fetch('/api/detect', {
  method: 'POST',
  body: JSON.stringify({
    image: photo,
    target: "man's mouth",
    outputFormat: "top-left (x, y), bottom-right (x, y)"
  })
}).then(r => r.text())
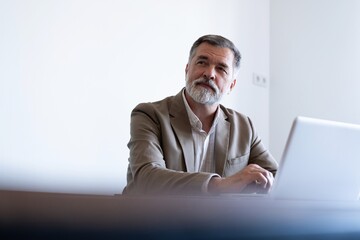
top-left (196, 81), bottom-right (216, 93)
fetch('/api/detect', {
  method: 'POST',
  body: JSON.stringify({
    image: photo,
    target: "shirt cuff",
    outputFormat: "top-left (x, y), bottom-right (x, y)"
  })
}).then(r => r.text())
top-left (202, 173), bottom-right (221, 193)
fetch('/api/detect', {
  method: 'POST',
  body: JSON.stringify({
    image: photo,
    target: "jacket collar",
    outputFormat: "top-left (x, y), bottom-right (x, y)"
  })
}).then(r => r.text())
top-left (214, 108), bottom-right (230, 175)
top-left (169, 89), bottom-right (195, 172)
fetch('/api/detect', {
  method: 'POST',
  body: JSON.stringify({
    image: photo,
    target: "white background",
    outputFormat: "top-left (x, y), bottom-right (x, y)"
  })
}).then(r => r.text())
top-left (270, 0), bottom-right (360, 161)
top-left (0, 0), bottom-right (270, 194)
top-left (2, 0), bottom-right (359, 195)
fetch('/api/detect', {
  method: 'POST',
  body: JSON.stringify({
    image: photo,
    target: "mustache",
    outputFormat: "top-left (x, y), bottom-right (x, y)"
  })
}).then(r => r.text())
top-left (193, 78), bottom-right (219, 94)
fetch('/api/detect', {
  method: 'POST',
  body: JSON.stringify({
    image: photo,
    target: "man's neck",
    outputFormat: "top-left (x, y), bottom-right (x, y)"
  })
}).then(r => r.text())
top-left (184, 92), bottom-right (218, 133)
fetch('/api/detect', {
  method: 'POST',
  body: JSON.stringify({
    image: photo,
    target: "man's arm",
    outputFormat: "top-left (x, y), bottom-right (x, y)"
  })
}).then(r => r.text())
top-left (209, 112), bottom-right (277, 194)
top-left (125, 102), bottom-right (218, 195)
top-left (208, 164), bottom-right (274, 194)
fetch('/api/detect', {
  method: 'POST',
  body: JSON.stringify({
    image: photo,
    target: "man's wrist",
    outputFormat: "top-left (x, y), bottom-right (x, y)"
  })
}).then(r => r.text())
top-left (208, 176), bottom-right (223, 194)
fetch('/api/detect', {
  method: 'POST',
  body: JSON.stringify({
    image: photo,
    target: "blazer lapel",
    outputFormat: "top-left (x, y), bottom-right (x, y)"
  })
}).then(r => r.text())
top-left (169, 90), bottom-right (195, 172)
top-left (214, 109), bottom-right (230, 175)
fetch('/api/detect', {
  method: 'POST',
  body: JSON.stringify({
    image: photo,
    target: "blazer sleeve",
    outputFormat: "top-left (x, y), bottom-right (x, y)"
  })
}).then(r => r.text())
top-left (123, 102), bottom-right (218, 195)
top-left (247, 117), bottom-right (278, 176)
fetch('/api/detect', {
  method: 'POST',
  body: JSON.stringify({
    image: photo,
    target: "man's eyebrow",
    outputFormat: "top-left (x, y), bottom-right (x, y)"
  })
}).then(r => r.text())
top-left (196, 55), bottom-right (230, 69)
top-left (196, 55), bottom-right (209, 61)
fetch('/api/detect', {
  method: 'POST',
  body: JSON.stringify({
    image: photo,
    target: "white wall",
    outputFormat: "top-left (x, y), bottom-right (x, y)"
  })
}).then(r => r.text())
top-left (270, 0), bottom-right (360, 161)
top-left (0, 0), bottom-right (270, 194)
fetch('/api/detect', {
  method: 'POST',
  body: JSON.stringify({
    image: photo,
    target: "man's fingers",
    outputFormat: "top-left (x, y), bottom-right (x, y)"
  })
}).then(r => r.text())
top-left (253, 173), bottom-right (268, 188)
top-left (265, 171), bottom-right (274, 186)
top-left (253, 171), bottom-right (274, 189)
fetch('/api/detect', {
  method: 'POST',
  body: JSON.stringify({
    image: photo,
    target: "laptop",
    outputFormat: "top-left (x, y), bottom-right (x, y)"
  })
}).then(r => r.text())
top-left (225, 116), bottom-right (360, 201)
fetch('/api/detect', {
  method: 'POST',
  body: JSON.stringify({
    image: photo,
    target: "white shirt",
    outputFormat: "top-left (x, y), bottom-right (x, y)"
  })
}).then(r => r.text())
top-left (182, 90), bottom-right (221, 173)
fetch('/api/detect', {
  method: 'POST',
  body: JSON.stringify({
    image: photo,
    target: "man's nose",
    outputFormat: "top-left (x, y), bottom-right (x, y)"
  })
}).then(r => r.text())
top-left (203, 66), bottom-right (216, 80)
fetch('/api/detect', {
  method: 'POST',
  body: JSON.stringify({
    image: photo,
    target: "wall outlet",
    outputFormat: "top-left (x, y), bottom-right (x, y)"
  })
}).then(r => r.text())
top-left (252, 73), bottom-right (268, 88)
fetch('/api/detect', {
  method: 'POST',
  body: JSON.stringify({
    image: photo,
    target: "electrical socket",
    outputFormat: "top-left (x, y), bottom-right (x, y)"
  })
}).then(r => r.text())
top-left (252, 73), bottom-right (268, 88)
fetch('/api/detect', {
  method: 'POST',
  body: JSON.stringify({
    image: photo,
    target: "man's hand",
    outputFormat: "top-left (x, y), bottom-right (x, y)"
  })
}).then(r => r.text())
top-left (208, 164), bottom-right (274, 194)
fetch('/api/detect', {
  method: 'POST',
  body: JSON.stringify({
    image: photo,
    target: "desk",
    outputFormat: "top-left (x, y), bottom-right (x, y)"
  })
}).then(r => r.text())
top-left (1, 190), bottom-right (360, 239)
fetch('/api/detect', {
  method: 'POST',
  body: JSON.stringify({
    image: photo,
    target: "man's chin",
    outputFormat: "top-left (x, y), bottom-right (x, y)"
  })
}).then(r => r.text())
top-left (186, 87), bottom-right (221, 105)
top-left (193, 96), bottom-right (220, 105)
top-left (196, 83), bottom-right (216, 93)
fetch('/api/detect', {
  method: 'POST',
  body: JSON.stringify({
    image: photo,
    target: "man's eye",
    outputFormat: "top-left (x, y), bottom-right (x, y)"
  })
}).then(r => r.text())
top-left (218, 67), bottom-right (228, 74)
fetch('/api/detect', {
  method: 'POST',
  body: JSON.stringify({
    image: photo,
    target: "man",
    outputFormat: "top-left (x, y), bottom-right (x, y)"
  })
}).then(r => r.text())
top-left (123, 34), bottom-right (278, 195)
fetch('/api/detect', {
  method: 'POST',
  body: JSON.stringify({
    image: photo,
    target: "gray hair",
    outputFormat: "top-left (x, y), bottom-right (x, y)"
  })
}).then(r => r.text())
top-left (188, 34), bottom-right (241, 73)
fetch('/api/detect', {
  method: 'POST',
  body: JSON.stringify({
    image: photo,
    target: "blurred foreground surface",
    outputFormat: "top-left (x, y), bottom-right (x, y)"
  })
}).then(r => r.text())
top-left (1, 190), bottom-right (360, 239)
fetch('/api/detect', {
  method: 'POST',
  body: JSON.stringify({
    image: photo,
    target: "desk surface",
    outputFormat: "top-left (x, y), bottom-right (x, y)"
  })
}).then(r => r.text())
top-left (1, 190), bottom-right (360, 239)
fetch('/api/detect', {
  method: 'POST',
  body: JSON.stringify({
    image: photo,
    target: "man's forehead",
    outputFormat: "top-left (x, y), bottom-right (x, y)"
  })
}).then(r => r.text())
top-left (193, 43), bottom-right (234, 62)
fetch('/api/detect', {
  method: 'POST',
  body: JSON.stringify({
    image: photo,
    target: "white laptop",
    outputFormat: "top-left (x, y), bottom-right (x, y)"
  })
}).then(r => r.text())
top-left (226, 116), bottom-right (360, 201)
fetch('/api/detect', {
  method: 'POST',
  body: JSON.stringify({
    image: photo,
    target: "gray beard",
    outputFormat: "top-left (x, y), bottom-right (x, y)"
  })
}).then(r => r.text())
top-left (185, 77), bottom-right (223, 105)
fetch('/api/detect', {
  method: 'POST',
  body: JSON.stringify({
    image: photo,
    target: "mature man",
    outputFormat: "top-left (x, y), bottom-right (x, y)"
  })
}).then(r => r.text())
top-left (123, 35), bottom-right (278, 195)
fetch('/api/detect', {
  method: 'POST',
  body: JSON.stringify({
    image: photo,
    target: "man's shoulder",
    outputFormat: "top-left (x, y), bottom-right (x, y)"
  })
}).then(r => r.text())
top-left (219, 105), bottom-right (257, 135)
top-left (135, 95), bottom-right (173, 109)
top-left (132, 91), bottom-right (183, 115)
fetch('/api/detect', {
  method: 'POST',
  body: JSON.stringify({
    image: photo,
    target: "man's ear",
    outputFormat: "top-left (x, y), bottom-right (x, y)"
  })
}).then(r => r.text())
top-left (185, 64), bottom-right (189, 74)
top-left (229, 79), bottom-right (237, 92)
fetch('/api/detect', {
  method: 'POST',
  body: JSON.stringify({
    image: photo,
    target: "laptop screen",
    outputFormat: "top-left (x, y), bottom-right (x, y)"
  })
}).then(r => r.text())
top-left (271, 116), bottom-right (360, 201)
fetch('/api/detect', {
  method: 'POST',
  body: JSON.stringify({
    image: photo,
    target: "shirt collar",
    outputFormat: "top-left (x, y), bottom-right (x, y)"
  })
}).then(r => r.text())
top-left (182, 89), bottom-right (221, 133)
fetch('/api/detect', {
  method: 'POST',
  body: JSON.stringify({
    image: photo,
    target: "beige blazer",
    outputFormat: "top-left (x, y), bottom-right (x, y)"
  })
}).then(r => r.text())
top-left (123, 89), bottom-right (278, 194)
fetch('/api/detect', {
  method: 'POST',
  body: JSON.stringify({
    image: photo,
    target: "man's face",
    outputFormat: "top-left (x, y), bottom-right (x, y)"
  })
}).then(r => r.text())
top-left (185, 43), bottom-right (236, 105)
